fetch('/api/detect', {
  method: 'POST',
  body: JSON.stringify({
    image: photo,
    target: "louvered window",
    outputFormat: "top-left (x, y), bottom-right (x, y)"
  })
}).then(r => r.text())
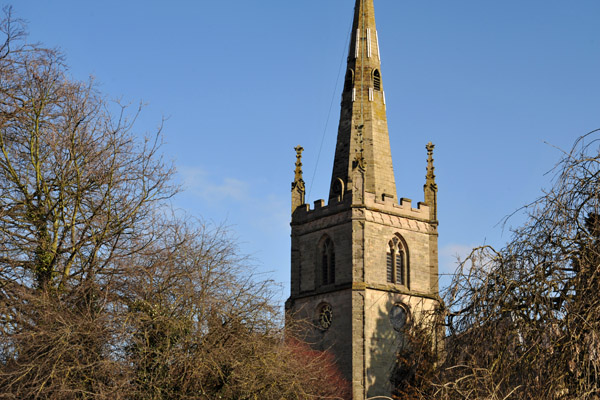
top-left (386, 252), bottom-right (393, 282)
top-left (373, 69), bottom-right (381, 91)
top-left (386, 236), bottom-right (408, 287)
top-left (322, 251), bottom-right (329, 285)
top-left (321, 238), bottom-right (335, 286)
top-left (396, 251), bottom-right (404, 284)
top-left (329, 251), bottom-right (335, 284)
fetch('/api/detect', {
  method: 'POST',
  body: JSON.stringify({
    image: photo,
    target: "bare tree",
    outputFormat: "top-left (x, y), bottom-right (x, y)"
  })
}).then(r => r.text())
top-left (120, 218), bottom-right (350, 399)
top-left (389, 130), bottom-right (600, 399)
top-left (391, 320), bottom-right (439, 400)
top-left (0, 10), bottom-right (350, 399)
top-left (426, 130), bottom-right (600, 399)
top-left (0, 5), bottom-right (175, 397)
top-left (0, 38), bottom-right (175, 292)
top-left (0, 6), bottom-right (25, 60)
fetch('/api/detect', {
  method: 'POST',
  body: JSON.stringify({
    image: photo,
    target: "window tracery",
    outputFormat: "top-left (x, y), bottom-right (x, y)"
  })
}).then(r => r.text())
top-left (320, 237), bottom-right (335, 286)
top-left (387, 235), bottom-right (408, 286)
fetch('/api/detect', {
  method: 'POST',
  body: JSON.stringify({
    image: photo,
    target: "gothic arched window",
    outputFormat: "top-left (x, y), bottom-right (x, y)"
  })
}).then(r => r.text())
top-left (387, 235), bottom-right (408, 287)
top-left (373, 69), bottom-right (381, 91)
top-left (320, 237), bottom-right (335, 286)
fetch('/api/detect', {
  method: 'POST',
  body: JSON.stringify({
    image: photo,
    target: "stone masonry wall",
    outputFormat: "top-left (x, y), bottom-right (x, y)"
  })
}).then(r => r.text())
top-left (289, 189), bottom-right (439, 399)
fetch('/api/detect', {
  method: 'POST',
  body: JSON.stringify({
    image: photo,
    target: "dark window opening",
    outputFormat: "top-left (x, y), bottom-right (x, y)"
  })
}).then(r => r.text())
top-left (396, 251), bottom-right (404, 284)
top-left (321, 238), bottom-right (335, 286)
top-left (344, 69), bottom-right (354, 91)
top-left (373, 69), bottom-right (381, 91)
top-left (387, 237), bottom-right (408, 286)
top-left (386, 252), bottom-right (393, 282)
top-left (329, 251), bottom-right (335, 284)
top-left (322, 251), bottom-right (329, 285)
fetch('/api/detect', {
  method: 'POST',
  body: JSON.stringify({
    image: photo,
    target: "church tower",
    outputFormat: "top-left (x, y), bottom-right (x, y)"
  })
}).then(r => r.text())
top-left (287, 0), bottom-right (440, 398)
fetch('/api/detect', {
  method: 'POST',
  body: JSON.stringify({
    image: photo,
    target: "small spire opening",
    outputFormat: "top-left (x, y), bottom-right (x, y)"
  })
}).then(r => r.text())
top-left (373, 69), bottom-right (381, 91)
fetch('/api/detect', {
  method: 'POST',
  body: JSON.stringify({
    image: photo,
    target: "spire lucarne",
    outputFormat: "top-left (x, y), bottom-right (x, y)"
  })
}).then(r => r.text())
top-left (329, 0), bottom-right (396, 201)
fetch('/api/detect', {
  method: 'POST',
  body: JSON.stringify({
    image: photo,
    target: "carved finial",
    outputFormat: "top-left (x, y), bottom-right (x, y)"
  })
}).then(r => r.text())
top-left (352, 124), bottom-right (367, 171)
top-left (424, 142), bottom-right (438, 221)
top-left (294, 145), bottom-right (304, 183)
top-left (292, 146), bottom-right (306, 213)
top-left (426, 142), bottom-right (436, 187)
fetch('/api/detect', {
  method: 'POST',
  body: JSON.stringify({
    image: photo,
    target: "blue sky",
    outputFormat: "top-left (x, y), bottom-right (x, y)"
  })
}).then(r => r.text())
top-left (10, 0), bottom-right (600, 298)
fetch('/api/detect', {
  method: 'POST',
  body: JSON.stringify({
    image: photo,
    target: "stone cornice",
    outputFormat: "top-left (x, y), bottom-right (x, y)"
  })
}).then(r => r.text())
top-left (289, 281), bottom-right (440, 302)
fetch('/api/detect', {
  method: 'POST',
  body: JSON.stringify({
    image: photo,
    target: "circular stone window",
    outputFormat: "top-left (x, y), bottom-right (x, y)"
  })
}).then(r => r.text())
top-left (317, 303), bottom-right (333, 330)
top-left (390, 303), bottom-right (409, 331)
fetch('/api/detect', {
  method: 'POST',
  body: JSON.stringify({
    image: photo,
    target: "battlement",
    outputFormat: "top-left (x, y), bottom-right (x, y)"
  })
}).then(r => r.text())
top-left (292, 190), bottom-right (432, 224)
top-left (366, 192), bottom-right (431, 220)
top-left (292, 196), bottom-right (349, 222)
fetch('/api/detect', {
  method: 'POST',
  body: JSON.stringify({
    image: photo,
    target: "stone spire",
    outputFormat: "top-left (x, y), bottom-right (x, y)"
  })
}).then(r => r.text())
top-left (424, 142), bottom-right (438, 221)
top-left (329, 0), bottom-right (397, 201)
top-left (291, 145), bottom-right (305, 212)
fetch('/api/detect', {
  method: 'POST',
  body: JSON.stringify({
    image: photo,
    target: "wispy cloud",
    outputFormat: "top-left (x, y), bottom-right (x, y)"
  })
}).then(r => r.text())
top-left (175, 166), bottom-right (291, 282)
top-left (179, 167), bottom-right (250, 203)
top-left (440, 244), bottom-right (474, 270)
top-left (176, 166), bottom-right (289, 235)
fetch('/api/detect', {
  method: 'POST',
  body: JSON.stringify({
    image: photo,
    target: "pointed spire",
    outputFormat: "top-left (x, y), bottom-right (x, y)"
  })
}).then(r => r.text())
top-left (424, 142), bottom-right (438, 221)
top-left (292, 146), bottom-right (306, 212)
top-left (329, 0), bottom-right (396, 201)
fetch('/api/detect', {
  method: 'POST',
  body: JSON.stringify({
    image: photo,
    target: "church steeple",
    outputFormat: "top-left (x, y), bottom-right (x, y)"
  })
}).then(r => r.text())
top-left (329, 0), bottom-right (397, 202)
top-left (288, 2), bottom-right (440, 397)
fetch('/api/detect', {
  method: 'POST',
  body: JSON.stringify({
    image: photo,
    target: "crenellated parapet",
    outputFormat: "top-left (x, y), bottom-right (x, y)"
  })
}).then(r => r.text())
top-left (364, 193), bottom-right (432, 222)
top-left (292, 190), bottom-right (434, 227)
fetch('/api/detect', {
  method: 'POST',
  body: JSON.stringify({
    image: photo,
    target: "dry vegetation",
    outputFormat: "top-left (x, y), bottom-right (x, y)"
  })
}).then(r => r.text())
top-left (393, 130), bottom-right (600, 399)
top-left (0, 8), bottom-right (350, 399)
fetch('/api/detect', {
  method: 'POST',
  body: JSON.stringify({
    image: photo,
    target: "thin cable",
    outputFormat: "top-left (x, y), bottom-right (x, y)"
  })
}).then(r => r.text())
top-left (307, 19), bottom-right (353, 202)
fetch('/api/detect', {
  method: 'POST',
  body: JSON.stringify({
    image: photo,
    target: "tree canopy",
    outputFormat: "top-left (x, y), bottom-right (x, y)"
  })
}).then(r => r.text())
top-left (392, 130), bottom-right (600, 399)
top-left (0, 8), bottom-right (350, 399)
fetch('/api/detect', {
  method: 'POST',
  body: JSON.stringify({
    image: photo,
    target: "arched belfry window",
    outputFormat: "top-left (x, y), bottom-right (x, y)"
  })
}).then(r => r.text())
top-left (387, 235), bottom-right (408, 287)
top-left (373, 69), bottom-right (381, 91)
top-left (320, 237), bottom-right (335, 286)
